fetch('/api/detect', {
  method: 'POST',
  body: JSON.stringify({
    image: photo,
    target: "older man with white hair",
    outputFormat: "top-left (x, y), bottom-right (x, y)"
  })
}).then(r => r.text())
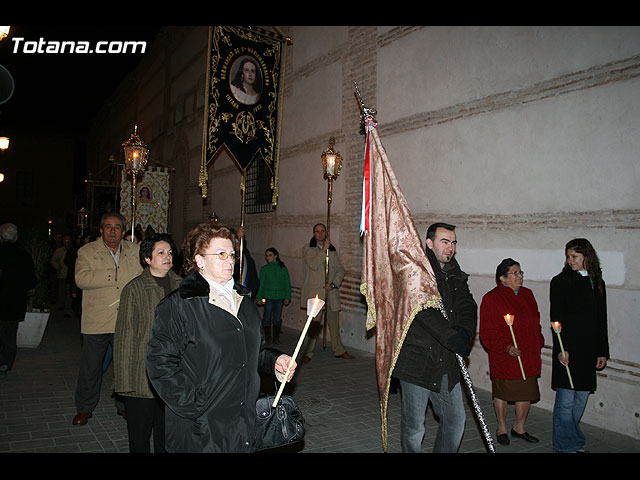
top-left (0, 223), bottom-right (37, 375)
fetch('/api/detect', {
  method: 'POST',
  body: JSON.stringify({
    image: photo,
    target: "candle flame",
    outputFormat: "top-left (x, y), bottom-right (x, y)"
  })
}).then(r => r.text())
top-left (552, 321), bottom-right (562, 333)
top-left (503, 314), bottom-right (514, 326)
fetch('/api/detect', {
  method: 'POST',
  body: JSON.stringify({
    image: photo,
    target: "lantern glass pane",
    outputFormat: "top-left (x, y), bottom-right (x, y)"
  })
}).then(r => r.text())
top-left (325, 153), bottom-right (336, 175)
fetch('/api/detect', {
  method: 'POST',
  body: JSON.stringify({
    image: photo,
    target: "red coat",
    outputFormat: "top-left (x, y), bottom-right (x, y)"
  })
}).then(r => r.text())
top-left (479, 283), bottom-right (544, 380)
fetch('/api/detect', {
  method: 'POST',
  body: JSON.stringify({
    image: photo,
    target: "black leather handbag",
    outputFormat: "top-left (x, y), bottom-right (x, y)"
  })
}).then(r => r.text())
top-left (253, 393), bottom-right (305, 451)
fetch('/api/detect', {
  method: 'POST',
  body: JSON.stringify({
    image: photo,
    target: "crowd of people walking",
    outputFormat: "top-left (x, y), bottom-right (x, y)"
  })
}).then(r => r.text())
top-left (0, 216), bottom-right (609, 454)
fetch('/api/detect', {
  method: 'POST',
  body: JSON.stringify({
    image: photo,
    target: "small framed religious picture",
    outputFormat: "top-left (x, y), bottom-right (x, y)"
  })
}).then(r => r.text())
top-left (138, 185), bottom-right (153, 203)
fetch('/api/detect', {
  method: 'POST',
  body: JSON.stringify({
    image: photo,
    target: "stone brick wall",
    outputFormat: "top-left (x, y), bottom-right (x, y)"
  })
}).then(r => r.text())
top-left (87, 26), bottom-right (640, 439)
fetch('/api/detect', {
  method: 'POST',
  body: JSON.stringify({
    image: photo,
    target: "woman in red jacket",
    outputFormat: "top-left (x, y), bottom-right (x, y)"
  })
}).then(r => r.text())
top-left (480, 258), bottom-right (544, 446)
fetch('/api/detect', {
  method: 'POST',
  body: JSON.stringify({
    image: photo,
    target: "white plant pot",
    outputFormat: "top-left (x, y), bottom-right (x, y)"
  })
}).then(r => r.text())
top-left (17, 310), bottom-right (51, 348)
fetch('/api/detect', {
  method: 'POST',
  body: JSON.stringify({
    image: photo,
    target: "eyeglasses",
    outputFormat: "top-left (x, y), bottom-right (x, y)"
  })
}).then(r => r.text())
top-left (509, 270), bottom-right (524, 277)
top-left (201, 251), bottom-right (236, 261)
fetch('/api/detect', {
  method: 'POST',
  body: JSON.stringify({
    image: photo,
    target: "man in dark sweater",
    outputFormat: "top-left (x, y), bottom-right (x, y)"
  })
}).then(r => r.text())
top-left (393, 222), bottom-right (477, 453)
top-left (0, 223), bottom-right (37, 375)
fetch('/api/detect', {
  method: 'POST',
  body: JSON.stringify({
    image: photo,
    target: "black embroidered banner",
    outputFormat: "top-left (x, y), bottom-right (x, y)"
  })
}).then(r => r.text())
top-left (203, 26), bottom-right (285, 172)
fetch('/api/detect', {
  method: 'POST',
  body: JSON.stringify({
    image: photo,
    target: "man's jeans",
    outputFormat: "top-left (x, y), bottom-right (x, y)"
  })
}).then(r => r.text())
top-left (552, 388), bottom-right (589, 453)
top-left (399, 375), bottom-right (466, 453)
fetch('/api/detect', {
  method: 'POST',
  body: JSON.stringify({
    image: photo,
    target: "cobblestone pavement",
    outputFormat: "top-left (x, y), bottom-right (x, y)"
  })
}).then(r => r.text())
top-left (2, 307), bottom-right (639, 454)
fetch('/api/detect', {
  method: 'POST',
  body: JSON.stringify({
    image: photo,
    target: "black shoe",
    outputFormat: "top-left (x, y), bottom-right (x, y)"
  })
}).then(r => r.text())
top-left (263, 327), bottom-right (272, 345)
top-left (511, 429), bottom-right (539, 443)
top-left (496, 431), bottom-right (510, 445)
top-left (272, 326), bottom-right (281, 345)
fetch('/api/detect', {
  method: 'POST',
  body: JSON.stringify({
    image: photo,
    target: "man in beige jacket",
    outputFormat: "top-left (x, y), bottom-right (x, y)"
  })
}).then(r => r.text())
top-left (72, 212), bottom-right (143, 426)
top-left (300, 223), bottom-right (353, 362)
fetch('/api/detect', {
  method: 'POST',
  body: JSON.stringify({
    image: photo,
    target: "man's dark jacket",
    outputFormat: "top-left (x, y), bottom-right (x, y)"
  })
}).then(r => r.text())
top-left (146, 270), bottom-right (281, 453)
top-left (393, 247), bottom-right (477, 392)
top-left (0, 242), bottom-right (37, 321)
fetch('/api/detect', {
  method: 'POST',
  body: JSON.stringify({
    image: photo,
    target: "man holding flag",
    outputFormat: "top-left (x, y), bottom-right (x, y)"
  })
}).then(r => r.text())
top-left (392, 223), bottom-right (477, 453)
top-left (358, 86), bottom-right (491, 453)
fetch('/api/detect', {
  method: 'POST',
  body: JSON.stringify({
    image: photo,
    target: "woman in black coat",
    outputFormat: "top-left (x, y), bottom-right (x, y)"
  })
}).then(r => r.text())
top-left (146, 223), bottom-right (296, 453)
top-left (550, 238), bottom-right (609, 453)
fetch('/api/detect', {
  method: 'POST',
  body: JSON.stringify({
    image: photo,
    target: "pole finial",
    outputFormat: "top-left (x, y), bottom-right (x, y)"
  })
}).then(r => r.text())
top-left (354, 82), bottom-right (377, 134)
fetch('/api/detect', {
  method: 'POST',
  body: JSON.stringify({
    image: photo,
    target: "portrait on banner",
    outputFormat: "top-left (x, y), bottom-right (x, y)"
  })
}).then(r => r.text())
top-left (120, 168), bottom-right (171, 233)
top-left (230, 56), bottom-right (262, 106)
top-left (138, 185), bottom-right (153, 203)
top-left (201, 26), bottom-right (288, 207)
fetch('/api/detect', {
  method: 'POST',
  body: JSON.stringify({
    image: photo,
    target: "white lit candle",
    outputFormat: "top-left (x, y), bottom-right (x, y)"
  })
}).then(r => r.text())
top-left (552, 321), bottom-right (574, 389)
top-left (504, 314), bottom-right (526, 380)
top-left (326, 154), bottom-right (336, 176)
top-left (272, 296), bottom-right (325, 407)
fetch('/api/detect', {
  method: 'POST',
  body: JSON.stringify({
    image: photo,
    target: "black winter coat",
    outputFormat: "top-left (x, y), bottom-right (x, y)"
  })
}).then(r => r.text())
top-left (550, 269), bottom-right (609, 392)
top-left (393, 248), bottom-right (477, 392)
top-left (0, 242), bottom-right (36, 322)
top-left (146, 271), bottom-right (281, 452)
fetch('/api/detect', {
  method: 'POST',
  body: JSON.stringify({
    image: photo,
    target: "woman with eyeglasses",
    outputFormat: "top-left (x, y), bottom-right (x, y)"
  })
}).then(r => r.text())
top-left (146, 223), bottom-right (296, 452)
top-left (479, 258), bottom-right (544, 447)
top-left (550, 238), bottom-right (609, 453)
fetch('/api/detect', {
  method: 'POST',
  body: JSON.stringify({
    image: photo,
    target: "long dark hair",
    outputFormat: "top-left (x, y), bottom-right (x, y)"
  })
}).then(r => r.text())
top-left (231, 57), bottom-right (260, 93)
top-left (265, 247), bottom-right (286, 268)
top-left (562, 238), bottom-right (604, 292)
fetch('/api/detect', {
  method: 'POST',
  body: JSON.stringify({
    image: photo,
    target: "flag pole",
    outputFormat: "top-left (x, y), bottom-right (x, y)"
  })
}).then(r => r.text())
top-left (456, 353), bottom-right (496, 453)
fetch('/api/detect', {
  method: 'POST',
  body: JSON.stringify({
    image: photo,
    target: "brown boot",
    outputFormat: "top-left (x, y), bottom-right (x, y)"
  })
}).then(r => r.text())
top-left (72, 412), bottom-right (93, 425)
top-left (335, 352), bottom-right (354, 359)
top-left (263, 326), bottom-right (272, 345)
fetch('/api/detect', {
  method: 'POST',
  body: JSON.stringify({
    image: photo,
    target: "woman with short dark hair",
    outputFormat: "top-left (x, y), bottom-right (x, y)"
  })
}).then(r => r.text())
top-left (480, 258), bottom-right (544, 446)
top-left (114, 233), bottom-right (181, 452)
